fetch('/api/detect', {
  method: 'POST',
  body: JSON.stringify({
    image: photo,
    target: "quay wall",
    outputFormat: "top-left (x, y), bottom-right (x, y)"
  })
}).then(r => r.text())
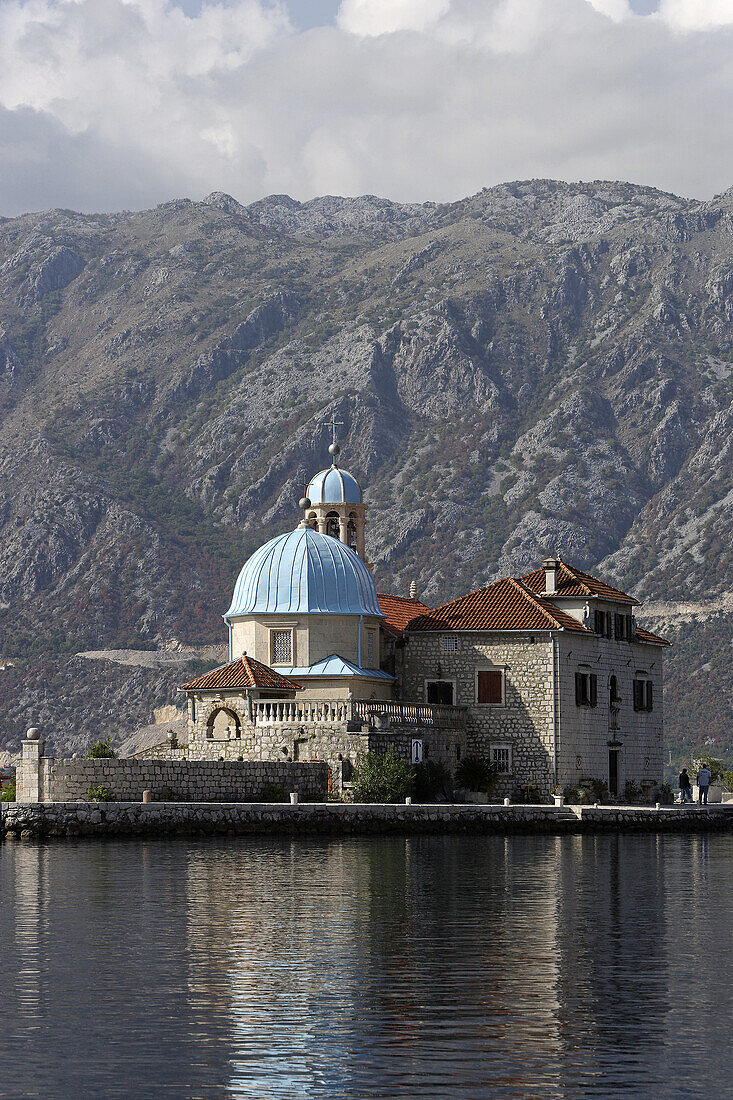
top-left (2, 802), bottom-right (732, 840)
top-left (32, 759), bottom-right (329, 804)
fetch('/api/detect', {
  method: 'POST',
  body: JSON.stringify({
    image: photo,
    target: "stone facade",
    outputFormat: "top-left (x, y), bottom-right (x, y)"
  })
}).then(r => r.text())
top-left (17, 750), bottom-right (329, 804)
top-left (400, 629), bottom-right (665, 800)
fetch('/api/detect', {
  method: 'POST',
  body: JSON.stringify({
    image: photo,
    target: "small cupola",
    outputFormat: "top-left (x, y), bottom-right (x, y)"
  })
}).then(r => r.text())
top-left (302, 426), bottom-right (369, 563)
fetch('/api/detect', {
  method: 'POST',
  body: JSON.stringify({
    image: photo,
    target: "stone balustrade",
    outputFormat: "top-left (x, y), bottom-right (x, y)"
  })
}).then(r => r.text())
top-left (352, 700), bottom-right (468, 729)
top-left (252, 698), bottom-right (350, 725)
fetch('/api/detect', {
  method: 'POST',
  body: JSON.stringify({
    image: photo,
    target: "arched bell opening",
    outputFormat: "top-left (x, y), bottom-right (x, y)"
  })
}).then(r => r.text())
top-left (325, 511), bottom-right (340, 539)
top-left (206, 707), bottom-right (241, 741)
top-left (347, 515), bottom-right (358, 551)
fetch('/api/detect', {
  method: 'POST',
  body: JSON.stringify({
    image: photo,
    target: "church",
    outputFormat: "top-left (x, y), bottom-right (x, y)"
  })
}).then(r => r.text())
top-left (179, 436), bottom-right (669, 801)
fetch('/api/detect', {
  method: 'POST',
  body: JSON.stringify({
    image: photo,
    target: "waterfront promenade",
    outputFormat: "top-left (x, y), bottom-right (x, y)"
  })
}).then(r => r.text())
top-left (2, 800), bottom-right (732, 839)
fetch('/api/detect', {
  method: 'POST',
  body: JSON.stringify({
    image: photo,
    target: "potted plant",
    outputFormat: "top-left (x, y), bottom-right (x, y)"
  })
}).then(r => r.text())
top-left (553, 787), bottom-right (564, 807)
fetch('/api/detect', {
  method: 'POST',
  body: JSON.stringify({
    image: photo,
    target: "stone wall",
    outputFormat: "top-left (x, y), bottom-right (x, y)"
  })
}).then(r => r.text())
top-left (31, 757), bottom-right (328, 803)
top-left (3, 801), bottom-right (732, 840)
top-left (400, 631), bottom-right (556, 798)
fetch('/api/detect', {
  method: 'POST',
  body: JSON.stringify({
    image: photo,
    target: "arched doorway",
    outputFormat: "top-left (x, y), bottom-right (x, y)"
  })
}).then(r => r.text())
top-left (206, 707), bottom-right (241, 740)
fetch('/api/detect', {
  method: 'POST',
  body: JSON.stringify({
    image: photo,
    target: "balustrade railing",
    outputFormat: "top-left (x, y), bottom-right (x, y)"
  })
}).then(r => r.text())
top-left (245, 697), bottom-right (467, 729)
top-left (251, 698), bottom-right (351, 726)
top-left (352, 701), bottom-right (467, 729)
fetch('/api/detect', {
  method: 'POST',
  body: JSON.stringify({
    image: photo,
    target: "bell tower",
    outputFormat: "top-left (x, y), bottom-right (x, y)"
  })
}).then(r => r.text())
top-left (299, 420), bottom-right (368, 564)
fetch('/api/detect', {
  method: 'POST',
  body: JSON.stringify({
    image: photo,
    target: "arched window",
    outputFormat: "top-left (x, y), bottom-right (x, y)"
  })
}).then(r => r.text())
top-left (326, 510), bottom-right (340, 538)
top-left (206, 707), bottom-right (240, 740)
top-left (347, 517), bottom-right (357, 550)
top-left (307, 511), bottom-right (318, 530)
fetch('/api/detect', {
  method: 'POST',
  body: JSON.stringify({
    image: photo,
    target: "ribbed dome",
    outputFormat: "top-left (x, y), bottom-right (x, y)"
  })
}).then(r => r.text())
top-left (306, 466), bottom-right (362, 505)
top-left (225, 527), bottom-right (381, 618)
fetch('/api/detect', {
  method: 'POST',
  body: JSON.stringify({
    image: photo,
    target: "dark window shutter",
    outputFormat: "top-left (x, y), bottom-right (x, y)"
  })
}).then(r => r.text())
top-left (590, 674), bottom-right (598, 707)
top-left (646, 681), bottom-right (653, 712)
top-left (477, 670), bottom-right (503, 704)
top-left (575, 672), bottom-right (583, 706)
top-left (633, 680), bottom-right (642, 711)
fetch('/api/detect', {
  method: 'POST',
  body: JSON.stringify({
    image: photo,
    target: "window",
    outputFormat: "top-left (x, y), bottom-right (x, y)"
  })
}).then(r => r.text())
top-left (477, 669), bottom-right (504, 705)
top-left (575, 671), bottom-right (598, 707)
top-left (366, 630), bottom-right (375, 667)
top-left (491, 745), bottom-right (512, 774)
top-left (442, 636), bottom-right (457, 653)
top-left (325, 511), bottom-right (340, 538)
top-left (594, 610), bottom-right (612, 638)
top-left (426, 680), bottom-right (454, 705)
top-left (615, 614), bottom-right (634, 640)
top-left (633, 678), bottom-right (653, 712)
top-left (271, 629), bottom-right (292, 665)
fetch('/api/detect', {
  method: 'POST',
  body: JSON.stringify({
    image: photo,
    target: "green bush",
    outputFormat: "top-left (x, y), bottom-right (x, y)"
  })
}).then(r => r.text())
top-left (84, 738), bottom-right (117, 759)
top-left (86, 785), bottom-right (113, 802)
top-left (455, 755), bottom-right (497, 793)
top-left (258, 783), bottom-right (287, 803)
top-left (352, 748), bottom-right (413, 803)
top-left (412, 761), bottom-right (448, 802)
top-left (623, 780), bottom-right (642, 804)
top-left (563, 777), bottom-right (609, 805)
top-left (0, 779), bottom-right (16, 802)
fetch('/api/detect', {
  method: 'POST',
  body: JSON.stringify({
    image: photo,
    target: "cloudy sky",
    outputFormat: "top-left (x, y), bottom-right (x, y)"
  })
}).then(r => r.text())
top-left (0, 0), bottom-right (732, 215)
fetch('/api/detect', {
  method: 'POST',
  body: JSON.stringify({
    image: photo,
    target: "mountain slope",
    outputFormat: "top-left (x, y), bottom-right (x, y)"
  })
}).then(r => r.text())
top-left (0, 180), bottom-right (731, 759)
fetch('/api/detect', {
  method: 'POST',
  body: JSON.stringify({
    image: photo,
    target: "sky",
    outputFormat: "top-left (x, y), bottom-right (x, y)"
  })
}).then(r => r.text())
top-left (0, 0), bottom-right (732, 215)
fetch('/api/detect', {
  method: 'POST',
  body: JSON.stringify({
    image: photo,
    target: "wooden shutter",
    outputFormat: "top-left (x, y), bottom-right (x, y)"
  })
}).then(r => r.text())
top-left (633, 680), bottom-right (643, 711)
top-left (477, 670), bottom-right (503, 704)
top-left (646, 681), bottom-right (653, 712)
top-left (575, 672), bottom-right (583, 706)
top-left (590, 674), bottom-right (598, 707)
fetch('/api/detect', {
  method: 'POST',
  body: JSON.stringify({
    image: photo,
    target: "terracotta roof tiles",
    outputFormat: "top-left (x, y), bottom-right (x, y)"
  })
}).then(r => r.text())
top-left (378, 593), bottom-right (432, 635)
top-left (521, 562), bottom-right (638, 605)
top-left (406, 576), bottom-right (591, 634)
top-left (634, 626), bottom-right (671, 646)
top-left (182, 655), bottom-right (301, 692)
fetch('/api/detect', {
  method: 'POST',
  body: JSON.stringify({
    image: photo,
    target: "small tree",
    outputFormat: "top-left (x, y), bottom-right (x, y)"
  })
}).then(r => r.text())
top-left (456, 755), bottom-right (497, 793)
top-left (691, 756), bottom-right (723, 782)
top-left (84, 738), bottom-right (117, 759)
top-left (0, 779), bottom-right (15, 802)
top-left (352, 748), bottom-right (413, 803)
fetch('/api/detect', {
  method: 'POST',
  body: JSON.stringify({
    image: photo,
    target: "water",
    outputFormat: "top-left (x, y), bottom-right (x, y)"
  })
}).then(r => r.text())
top-left (0, 834), bottom-right (731, 1099)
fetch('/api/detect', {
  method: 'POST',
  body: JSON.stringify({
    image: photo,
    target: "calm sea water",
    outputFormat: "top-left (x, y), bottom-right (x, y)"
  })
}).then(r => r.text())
top-left (0, 833), bottom-right (730, 1099)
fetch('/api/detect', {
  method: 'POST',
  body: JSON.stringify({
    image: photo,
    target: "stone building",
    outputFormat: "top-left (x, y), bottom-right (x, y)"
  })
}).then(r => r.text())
top-left (180, 439), bottom-right (669, 800)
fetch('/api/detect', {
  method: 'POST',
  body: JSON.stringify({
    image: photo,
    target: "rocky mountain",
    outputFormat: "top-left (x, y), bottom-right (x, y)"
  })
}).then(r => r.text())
top-left (0, 179), bottom-right (731, 761)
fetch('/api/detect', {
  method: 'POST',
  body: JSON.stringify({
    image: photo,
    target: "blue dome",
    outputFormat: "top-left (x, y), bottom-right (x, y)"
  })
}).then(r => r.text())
top-left (225, 527), bottom-right (381, 618)
top-left (307, 466), bottom-right (362, 505)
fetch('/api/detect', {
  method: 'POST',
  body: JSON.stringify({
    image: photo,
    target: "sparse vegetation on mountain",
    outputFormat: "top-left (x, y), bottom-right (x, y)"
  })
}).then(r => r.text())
top-left (0, 180), bottom-right (731, 760)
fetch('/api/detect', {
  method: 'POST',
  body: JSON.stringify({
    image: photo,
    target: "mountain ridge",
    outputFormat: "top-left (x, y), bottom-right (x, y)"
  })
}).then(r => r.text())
top-left (0, 178), bottom-right (731, 761)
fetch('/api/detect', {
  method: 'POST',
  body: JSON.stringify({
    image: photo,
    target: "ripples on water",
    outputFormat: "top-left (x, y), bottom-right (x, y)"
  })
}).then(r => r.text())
top-left (0, 833), bottom-right (730, 1099)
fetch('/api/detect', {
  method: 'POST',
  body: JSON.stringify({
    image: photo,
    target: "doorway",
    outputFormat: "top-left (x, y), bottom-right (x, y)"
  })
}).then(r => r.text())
top-left (426, 680), bottom-right (454, 705)
top-left (609, 749), bottom-right (619, 798)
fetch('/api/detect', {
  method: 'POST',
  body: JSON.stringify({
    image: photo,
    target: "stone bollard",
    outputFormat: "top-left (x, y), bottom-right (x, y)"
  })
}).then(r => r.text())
top-left (503, 798), bottom-right (510, 807)
top-left (289, 792), bottom-right (298, 805)
top-left (17, 728), bottom-right (44, 803)
top-left (655, 803), bottom-right (661, 810)
top-left (405, 797), bottom-right (412, 805)
top-left (142, 790), bottom-right (152, 804)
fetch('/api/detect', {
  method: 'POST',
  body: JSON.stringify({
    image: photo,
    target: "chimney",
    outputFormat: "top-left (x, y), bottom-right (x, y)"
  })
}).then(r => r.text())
top-left (543, 558), bottom-right (560, 594)
top-left (409, 580), bottom-right (418, 599)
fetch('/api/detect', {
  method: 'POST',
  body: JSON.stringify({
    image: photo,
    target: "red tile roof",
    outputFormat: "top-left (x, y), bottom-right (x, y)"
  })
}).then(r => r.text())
top-left (182, 655), bottom-right (301, 692)
top-left (634, 626), bottom-right (671, 646)
top-left (406, 576), bottom-right (591, 634)
top-left (378, 593), bottom-right (432, 636)
top-left (521, 561), bottom-right (638, 605)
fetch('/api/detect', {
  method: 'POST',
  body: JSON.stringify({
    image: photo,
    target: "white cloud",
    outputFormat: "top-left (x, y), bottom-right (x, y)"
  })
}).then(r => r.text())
top-left (337, 0), bottom-right (451, 35)
top-left (0, 0), bottom-right (731, 215)
top-left (658, 0), bottom-right (733, 30)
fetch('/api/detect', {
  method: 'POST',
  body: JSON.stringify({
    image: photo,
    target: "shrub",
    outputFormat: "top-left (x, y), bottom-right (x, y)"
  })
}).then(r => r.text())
top-left (84, 738), bottom-right (117, 759)
top-left (623, 780), bottom-right (642, 804)
top-left (412, 761), bottom-right (448, 802)
top-left (0, 779), bottom-right (16, 802)
top-left (692, 756), bottom-right (723, 782)
top-left (564, 777), bottom-right (609, 805)
top-left (659, 783), bottom-right (674, 805)
top-left (352, 748), bottom-right (413, 803)
top-left (86, 786), bottom-right (113, 802)
top-left (456, 755), bottom-right (497, 793)
top-left (258, 783), bottom-right (287, 803)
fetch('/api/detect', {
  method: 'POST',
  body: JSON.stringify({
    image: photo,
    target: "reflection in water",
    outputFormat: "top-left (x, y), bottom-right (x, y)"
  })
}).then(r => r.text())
top-left (0, 833), bottom-right (731, 1099)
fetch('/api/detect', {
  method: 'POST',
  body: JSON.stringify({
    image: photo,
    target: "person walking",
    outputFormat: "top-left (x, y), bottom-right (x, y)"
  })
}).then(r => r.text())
top-left (679, 768), bottom-right (693, 804)
top-left (696, 764), bottom-right (712, 806)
